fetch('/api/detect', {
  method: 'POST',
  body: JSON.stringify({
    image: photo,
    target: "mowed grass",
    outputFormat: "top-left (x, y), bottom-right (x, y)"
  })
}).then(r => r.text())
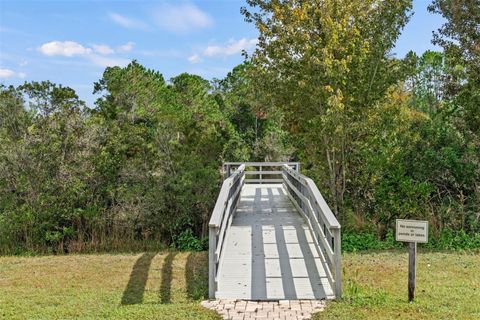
top-left (1, 251), bottom-right (479, 319)
top-left (314, 250), bottom-right (480, 320)
top-left (0, 252), bottom-right (220, 320)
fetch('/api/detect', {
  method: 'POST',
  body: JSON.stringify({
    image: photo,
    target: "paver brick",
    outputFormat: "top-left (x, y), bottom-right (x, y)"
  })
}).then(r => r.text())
top-left (201, 299), bottom-right (326, 320)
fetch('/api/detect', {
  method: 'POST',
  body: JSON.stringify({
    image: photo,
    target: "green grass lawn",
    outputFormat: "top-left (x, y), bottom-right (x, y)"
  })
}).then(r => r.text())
top-left (314, 250), bottom-right (480, 320)
top-left (1, 251), bottom-right (478, 319)
top-left (0, 252), bottom-right (220, 320)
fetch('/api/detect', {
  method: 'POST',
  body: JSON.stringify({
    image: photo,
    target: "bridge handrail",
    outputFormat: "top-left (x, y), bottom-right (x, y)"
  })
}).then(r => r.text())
top-left (223, 162), bottom-right (300, 183)
top-left (208, 164), bottom-right (245, 298)
top-left (282, 164), bottom-right (342, 298)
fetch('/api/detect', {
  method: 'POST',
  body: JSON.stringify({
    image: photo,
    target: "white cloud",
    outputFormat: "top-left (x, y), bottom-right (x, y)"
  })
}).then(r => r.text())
top-left (38, 41), bottom-right (92, 57)
top-left (109, 12), bottom-right (146, 30)
top-left (203, 38), bottom-right (258, 57)
top-left (92, 44), bottom-right (114, 55)
top-left (187, 38), bottom-right (258, 64)
top-left (118, 42), bottom-right (135, 52)
top-left (0, 68), bottom-right (26, 78)
top-left (38, 40), bottom-right (132, 68)
top-left (0, 69), bottom-right (15, 78)
top-left (188, 54), bottom-right (201, 64)
top-left (153, 2), bottom-right (213, 33)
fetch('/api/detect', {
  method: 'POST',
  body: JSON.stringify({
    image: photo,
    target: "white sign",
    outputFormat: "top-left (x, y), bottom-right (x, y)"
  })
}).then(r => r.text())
top-left (396, 219), bottom-right (428, 243)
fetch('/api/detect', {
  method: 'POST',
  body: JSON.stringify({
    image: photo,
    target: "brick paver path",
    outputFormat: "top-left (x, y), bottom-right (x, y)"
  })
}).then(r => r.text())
top-left (201, 299), bottom-right (326, 320)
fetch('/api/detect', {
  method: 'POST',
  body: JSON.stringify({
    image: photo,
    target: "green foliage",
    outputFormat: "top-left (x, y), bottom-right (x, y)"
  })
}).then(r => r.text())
top-left (342, 229), bottom-right (480, 252)
top-left (408, 50), bottom-right (445, 115)
top-left (173, 229), bottom-right (205, 252)
top-left (428, 0), bottom-right (480, 143)
top-left (0, 63), bottom-right (249, 254)
top-left (214, 62), bottom-right (293, 161)
top-left (345, 83), bottom-right (478, 235)
top-left (242, 0), bottom-right (414, 219)
top-left (242, 0), bottom-right (479, 239)
top-left (342, 230), bottom-right (401, 252)
top-left (0, 81), bottom-right (95, 254)
top-left (1, 1), bottom-right (479, 255)
top-left (424, 229), bottom-right (480, 250)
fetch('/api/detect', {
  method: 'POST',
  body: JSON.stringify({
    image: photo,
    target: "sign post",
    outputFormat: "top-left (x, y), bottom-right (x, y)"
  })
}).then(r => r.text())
top-left (408, 242), bottom-right (416, 302)
top-left (395, 219), bottom-right (428, 303)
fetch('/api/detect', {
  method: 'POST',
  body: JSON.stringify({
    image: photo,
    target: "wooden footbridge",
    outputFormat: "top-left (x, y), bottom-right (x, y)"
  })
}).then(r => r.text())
top-left (208, 163), bottom-right (342, 301)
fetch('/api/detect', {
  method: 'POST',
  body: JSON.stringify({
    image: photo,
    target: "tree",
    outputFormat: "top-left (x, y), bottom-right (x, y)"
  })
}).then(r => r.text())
top-left (242, 0), bottom-right (413, 219)
top-left (408, 50), bottom-right (446, 115)
top-left (427, 0), bottom-right (480, 232)
top-left (93, 63), bottom-right (245, 242)
top-left (214, 62), bottom-right (293, 161)
top-left (429, 0), bottom-right (480, 136)
top-left (0, 82), bottom-right (94, 252)
top-left (0, 62), bottom-right (251, 253)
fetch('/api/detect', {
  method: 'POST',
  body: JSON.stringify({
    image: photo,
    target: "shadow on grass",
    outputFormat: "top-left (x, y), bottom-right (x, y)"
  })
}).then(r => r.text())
top-left (121, 252), bottom-right (156, 305)
top-left (185, 252), bottom-right (209, 300)
top-left (160, 252), bottom-right (177, 303)
top-left (121, 251), bottom-right (208, 305)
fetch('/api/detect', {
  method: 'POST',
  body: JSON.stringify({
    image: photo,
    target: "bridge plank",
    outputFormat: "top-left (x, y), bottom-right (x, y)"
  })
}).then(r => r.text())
top-left (215, 184), bottom-right (334, 300)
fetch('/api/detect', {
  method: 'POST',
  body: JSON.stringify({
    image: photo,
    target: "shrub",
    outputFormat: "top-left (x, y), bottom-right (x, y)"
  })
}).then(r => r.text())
top-left (173, 229), bottom-right (204, 252)
top-left (342, 230), bottom-right (401, 252)
top-left (424, 229), bottom-right (480, 250)
top-left (342, 228), bottom-right (480, 252)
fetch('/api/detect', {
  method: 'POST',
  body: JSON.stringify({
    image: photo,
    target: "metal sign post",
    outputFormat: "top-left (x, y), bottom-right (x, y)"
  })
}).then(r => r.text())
top-left (396, 219), bottom-right (428, 303)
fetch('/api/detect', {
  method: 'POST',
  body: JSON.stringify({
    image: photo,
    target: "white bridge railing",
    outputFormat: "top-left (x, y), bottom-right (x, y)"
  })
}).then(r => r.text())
top-left (282, 164), bottom-right (342, 298)
top-left (223, 162), bottom-right (300, 183)
top-left (208, 164), bottom-right (245, 298)
top-left (208, 162), bottom-right (342, 299)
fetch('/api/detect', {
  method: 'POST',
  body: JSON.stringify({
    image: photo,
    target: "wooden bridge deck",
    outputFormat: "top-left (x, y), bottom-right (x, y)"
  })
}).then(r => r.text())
top-left (216, 184), bottom-right (334, 300)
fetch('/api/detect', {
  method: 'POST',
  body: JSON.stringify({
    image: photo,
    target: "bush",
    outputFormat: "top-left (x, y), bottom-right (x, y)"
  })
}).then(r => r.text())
top-left (342, 230), bottom-right (401, 252)
top-left (424, 229), bottom-right (480, 250)
top-left (173, 229), bottom-right (205, 252)
top-left (342, 228), bottom-right (480, 252)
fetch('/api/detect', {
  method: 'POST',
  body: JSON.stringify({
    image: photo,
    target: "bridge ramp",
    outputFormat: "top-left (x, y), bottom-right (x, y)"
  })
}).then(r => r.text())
top-left (216, 184), bottom-right (334, 300)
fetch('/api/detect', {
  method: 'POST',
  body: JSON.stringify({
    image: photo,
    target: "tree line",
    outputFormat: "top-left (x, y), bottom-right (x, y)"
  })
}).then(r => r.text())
top-left (0, 0), bottom-right (478, 254)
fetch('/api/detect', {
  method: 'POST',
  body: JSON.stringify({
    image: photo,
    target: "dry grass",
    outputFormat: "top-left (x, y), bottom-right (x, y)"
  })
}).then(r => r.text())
top-left (314, 250), bottom-right (480, 320)
top-left (0, 252), bottom-right (220, 320)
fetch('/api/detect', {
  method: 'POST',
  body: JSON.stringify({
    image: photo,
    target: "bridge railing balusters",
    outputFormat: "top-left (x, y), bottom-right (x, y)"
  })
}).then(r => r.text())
top-left (223, 162), bottom-right (300, 184)
top-left (209, 161), bottom-right (341, 299)
top-left (282, 164), bottom-right (342, 299)
top-left (208, 164), bottom-right (245, 298)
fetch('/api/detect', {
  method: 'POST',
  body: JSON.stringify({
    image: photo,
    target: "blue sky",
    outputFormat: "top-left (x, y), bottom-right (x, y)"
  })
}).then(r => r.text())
top-left (0, 0), bottom-right (444, 106)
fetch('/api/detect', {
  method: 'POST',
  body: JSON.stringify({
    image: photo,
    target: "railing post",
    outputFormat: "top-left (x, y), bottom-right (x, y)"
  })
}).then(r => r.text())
top-left (208, 226), bottom-right (218, 298)
top-left (259, 165), bottom-right (262, 184)
top-left (223, 164), bottom-right (231, 181)
top-left (333, 227), bottom-right (342, 299)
